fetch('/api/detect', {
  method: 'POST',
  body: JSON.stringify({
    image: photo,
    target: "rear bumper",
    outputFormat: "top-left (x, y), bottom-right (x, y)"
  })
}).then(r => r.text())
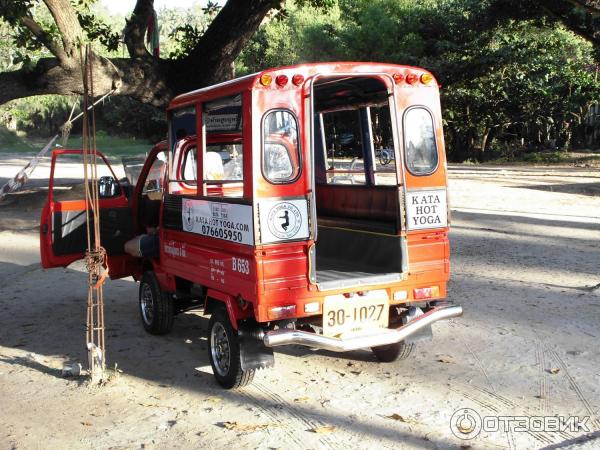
top-left (263, 304), bottom-right (462, 352)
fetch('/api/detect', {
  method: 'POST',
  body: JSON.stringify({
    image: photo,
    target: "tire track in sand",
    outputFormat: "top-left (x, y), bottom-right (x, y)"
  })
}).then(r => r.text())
top-left (240, 381), bottom-right (338, 450)
top-left (544, 345), bottom-right (600, 430)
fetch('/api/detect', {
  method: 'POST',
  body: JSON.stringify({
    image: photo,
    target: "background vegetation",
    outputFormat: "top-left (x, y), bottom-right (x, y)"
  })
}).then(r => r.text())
top-left (0, 0), bottom-right (599, 162)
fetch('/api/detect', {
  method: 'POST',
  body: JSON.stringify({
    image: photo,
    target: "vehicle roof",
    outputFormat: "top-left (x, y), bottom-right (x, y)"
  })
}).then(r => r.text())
top-left (169, 62), bottom-right (435, 109)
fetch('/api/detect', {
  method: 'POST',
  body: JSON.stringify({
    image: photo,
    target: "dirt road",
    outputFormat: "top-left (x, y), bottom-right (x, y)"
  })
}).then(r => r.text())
top-left (0, 159), bottom-right (599, 449)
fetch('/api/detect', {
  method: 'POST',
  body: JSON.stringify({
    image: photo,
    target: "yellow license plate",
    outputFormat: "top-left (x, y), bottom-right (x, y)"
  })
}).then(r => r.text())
top-left (323, 291), bottom-right (390, 337)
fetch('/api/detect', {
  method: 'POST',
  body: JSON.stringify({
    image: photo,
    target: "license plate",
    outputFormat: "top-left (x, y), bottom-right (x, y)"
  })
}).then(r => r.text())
top-left (323, 291), bottom-right (390, 337)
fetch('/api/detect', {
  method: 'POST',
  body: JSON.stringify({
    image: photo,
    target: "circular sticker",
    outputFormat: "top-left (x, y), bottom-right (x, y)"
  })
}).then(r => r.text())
top-left (268, 202), bottom-right (302, 240)
top-left (183, 199), bottom-right (194, 231)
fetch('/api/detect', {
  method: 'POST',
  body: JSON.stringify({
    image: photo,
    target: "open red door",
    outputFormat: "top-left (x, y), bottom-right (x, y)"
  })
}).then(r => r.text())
top-left (40, 149), bottom-right (135, 279)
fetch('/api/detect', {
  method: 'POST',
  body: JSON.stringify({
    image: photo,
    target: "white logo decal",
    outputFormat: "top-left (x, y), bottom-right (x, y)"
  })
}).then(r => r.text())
top-left (406, 189), bottom-right (448, 230)
top-left (180, 199), bottom-right (254, 245)
top-left (268, 202), bottom-right (302, 239)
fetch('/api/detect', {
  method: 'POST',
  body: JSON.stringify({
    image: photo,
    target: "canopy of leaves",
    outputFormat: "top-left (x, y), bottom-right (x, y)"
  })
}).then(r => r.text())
top-left (239, 0), bottom-right (600, 161)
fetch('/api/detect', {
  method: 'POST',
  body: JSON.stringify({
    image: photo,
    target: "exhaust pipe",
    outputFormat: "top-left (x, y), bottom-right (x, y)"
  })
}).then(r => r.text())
top-left (263, 304), bottom-right (462, 352)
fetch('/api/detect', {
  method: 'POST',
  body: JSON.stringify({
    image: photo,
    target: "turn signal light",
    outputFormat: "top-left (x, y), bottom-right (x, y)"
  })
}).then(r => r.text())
top-left (406, 73), bottom-right (418, 85)
top-left (420, 73), bottom-right (433, 84)
top-left (292, 74), bottom-right (304, 86)
top-left (260, 73), bottom-right (272, 86)
top-left (413, 286), bottom-right (440, 300)
top-left (276, 74), bottom-right (288, 87)
top-left (393, 73), bottom-right (404, 84)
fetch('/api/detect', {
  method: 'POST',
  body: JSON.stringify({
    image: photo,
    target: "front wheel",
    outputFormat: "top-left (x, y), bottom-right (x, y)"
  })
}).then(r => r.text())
top-left (208, 308), bottom-right (255, 389)
top-left (371, 341), bottom-right (414, 362)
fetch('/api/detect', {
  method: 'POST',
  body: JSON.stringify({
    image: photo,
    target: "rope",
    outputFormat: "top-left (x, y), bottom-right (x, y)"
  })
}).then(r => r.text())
top-left (80, 44), bottom-right (107, 380)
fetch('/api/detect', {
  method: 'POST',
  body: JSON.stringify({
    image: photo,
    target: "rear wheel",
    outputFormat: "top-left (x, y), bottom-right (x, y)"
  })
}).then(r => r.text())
top-left (208, 307), bottom-right (255, 389)
top-left (139, 271), bottom-right (174, 335)
top-left (371, 341), bottom-right (414, 362)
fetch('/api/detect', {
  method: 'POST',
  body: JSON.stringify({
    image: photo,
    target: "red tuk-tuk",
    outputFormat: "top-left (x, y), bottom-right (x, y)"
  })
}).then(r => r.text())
top-left (40, 62), bottom-right (462, 389)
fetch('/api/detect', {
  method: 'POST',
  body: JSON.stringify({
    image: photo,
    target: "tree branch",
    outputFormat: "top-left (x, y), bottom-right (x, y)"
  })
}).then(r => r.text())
top-left (42, 0), bottom-right (83, 61)
top-left (124, 0), bottom-right (154, 58)
top-left (563, 0), bottom-right (600, 15)
top-left (538, 2), bottom-right (600, 46)
top-left (0, 56), bottom-right (171, 108)
top-left (180, 0), bottom-right (281, 87)
top-left (20, 16), bottom-right (68, 63)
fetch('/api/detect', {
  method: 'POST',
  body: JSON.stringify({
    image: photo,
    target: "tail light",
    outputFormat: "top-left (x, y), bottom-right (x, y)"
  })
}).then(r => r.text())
top-left (413, 286), bottom-right (440, 300)
top-left (269, 304), bottom-right (296, 319)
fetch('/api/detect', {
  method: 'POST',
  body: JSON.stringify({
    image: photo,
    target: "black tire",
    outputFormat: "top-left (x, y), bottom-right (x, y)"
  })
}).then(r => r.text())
top-left (371, 341), bottom-right (414, 362)
top-left (207, 307), bottom-right (255, 389)
top-left (139, 271), bottom-right (174, 335)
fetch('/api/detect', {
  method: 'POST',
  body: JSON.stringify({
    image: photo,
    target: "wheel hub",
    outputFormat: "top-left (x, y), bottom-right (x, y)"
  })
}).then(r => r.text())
top-left (210, 322), bottom-right (230, 376)
top-left (140, 284), bottom-right (154, 325)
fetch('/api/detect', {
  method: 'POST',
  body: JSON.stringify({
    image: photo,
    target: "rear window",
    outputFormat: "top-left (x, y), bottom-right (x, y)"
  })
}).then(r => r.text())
top-left (262, 110), bottom-right (301, 183)
top-left (404, 107), bottom-right (438, 175)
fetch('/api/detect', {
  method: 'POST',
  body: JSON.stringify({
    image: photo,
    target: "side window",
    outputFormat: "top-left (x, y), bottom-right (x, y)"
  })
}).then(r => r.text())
top-left (182, 147), bottom-right (197, 183)
top-left (404, 107), bottom-right (438, 175)
top-left (263, 110), bottom-right (300, 183)
top-left (143, 151), bottom-right (167, 199)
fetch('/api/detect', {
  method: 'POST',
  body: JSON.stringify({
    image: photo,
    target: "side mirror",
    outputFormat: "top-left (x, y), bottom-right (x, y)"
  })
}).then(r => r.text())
top-left (98, 176), bottom-right (118, 198)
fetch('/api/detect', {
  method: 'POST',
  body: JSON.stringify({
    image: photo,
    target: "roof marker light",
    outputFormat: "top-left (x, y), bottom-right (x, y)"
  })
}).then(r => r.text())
top-left (406, 73), bottom-right (418, 85)
top-left (420, 73), bottom-right (433, 84)
top-left (393, 73), bottom-right (404, 84)
top-left (292, 74), bottom-right (304, 86)
top-left (260, 73), bottom-right (273, 86)
top-left (276, 74), bottom-right (288, 87)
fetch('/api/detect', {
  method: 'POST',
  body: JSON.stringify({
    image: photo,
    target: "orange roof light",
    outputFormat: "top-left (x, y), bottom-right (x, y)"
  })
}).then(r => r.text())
top-left (292, 74), bottom-right (304, 86)
top-left (260, 73), bottom-right (273, 86)
top-left (276, 74), bottom-right (288, 87)
top-left (420, 73), bottom-right (433, 85)
top-left (392, 73), bottom-right (404, 84)
top-left (406, 73), bottom-right (418, 85)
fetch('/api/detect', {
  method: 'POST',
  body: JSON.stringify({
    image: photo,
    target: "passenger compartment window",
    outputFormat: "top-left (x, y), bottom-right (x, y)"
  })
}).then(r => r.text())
top-left (315, 76), bottom-right (398, 186)
top-left (206, 143), bottom-right (243, 181)
top-left (262, 110), bottom-right (300, 183)
top-left (404, 107), bottom-right (438, 175)
top-left (323, 110), bottom-right (366, 185)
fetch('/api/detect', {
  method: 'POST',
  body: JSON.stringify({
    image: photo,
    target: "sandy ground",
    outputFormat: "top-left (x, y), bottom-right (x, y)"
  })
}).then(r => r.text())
top-left (0, 155), bottom-right (599, 450)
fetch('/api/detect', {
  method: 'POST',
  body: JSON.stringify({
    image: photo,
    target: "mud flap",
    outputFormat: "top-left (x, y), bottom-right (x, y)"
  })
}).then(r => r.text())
top-left (238, 324), bottom-right (274, 371)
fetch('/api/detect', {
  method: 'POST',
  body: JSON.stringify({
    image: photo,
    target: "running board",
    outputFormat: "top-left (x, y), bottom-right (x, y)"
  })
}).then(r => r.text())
top-left (263, 305), bottom-right (462, 352)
